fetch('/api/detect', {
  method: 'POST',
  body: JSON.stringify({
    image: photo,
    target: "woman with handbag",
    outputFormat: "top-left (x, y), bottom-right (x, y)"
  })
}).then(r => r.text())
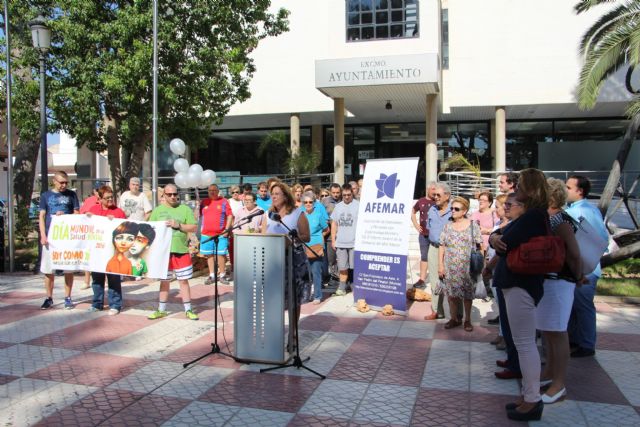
top-left (536, 178), bottom-right (584, 404)
top-left (302, 191), bottom-right (330, 304)
top-left (438, 196), bottom-right (483, 332)
top-left (489, 168), bottom-right (550, 422)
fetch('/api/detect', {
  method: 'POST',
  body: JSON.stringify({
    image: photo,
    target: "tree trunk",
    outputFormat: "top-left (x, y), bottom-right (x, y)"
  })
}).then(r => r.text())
top-left (12, 137), bottom-right (39, 237)
top-left (104, 115), bottom-right (124, 195)
top-left (598, 113), bottom-right (640, 217)
top-left (601, 241), bottom-right (640, 267)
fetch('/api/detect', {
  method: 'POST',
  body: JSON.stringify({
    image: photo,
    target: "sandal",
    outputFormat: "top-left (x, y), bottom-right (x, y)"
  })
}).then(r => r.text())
top-left (464, 321), bottom-right (473, 332)
top-left (444, 319), bottom-right (461, 329)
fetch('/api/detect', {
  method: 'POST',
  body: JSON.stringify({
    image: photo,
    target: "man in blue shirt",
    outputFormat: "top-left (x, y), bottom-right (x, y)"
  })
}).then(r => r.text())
top-left (255, 181), bottom-right (272, 211)
top-left (38, 171), bottom-right (80, 310)
top-left (424, 182), bottom-right (452, 320)
top-left (565, 175), bottom-right (609, 358)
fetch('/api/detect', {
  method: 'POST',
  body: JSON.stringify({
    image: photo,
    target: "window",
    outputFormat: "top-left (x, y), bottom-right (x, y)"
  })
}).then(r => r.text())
top-left (441, 9), bottom-right (449, 69)
top-left (346, 0), bottom-right (419, 42)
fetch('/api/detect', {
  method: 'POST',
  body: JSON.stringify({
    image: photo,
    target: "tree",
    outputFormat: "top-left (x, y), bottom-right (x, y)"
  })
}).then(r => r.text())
top-left (2, 0), bottom-right (289, 200)
top-left (258, 130), bottom-right (321, 179)
top-left (576, 0), bottom-right (640, 259)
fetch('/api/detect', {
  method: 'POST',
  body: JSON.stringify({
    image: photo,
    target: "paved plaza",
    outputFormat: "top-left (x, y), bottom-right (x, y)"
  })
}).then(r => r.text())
top-left (0, 272), bottom-right (639, 426)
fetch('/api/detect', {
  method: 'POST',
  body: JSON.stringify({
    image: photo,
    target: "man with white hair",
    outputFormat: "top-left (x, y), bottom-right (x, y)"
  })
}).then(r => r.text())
top-left (118, 177), bottom-right (152, 221)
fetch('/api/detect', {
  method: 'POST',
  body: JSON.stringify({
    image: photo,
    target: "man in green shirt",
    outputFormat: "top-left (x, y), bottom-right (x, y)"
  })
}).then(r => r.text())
top-left (147, 183), bottom-right (199, 320)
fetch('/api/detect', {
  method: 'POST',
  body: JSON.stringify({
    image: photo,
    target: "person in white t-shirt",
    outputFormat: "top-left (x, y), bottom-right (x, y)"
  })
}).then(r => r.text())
top-left (118, 177), bottom-right (152, 221)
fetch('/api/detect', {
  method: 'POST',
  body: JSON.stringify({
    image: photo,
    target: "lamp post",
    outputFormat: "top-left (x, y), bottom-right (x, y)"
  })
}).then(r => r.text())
top-left (29, 15), bottom-right (51, 193)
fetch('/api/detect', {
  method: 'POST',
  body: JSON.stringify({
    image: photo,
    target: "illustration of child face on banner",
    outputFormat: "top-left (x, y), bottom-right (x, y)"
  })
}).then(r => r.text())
top-left (128, 223), bottom-right (156, 277)
top-left (105, 221), bottom-right (139, 275)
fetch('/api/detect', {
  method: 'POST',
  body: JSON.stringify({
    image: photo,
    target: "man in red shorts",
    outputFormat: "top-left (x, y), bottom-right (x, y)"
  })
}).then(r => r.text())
top-left (147, 183), bottom-right (199, 320)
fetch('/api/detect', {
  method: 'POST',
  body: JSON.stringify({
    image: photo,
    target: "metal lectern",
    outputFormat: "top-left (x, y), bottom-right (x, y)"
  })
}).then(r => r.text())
top-left (233, 233), bottom-right (292, 364)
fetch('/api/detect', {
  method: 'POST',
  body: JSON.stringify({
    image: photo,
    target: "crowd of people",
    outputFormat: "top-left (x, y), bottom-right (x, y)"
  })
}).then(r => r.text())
top-left (38, 168), bottom-right (609, 422)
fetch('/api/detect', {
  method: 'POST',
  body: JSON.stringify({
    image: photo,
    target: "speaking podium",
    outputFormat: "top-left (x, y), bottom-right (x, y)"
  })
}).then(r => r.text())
top-left (233, 233), bottom-right (293, 364)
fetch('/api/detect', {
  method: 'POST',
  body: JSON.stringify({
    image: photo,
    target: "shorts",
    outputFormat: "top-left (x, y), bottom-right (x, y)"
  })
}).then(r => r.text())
top-left (167, 253), bottom-right (193, 280)
top-left (199, 235), bottom-right (229, 256)
top-left (418, 234), bottom-right (429, 262)
top-left (336, 247), bottom-right (355, 270)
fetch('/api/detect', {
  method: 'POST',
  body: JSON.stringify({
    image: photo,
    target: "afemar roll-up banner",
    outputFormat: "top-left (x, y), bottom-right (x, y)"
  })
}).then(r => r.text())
top-left (47, 215), bottom-right (172, 279)
top-left (353, 157), bottom-right (418, 313)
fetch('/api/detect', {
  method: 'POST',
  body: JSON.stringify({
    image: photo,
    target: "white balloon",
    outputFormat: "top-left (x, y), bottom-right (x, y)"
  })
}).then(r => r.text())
top-left (174, 172), bottom-right (189, 189)
top-left (201, 169), bottom-right (216, 186)
top-left (173, 158), bottom-right (189, 173)
top-left (198, 174), bottom-right (209, 188)
top-left (188, 163), bottom-right (203, 175)
top-left (187, 170), bottom-right (201, 188)
top-left (169, 138), bottom-right (186, 156)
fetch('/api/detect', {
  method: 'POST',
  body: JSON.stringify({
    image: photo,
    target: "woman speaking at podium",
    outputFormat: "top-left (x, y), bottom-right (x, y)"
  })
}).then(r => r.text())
top-left (262, 182), bottom-right (310, 310)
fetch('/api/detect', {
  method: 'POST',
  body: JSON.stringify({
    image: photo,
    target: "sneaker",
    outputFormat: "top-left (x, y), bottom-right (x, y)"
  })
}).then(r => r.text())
top-left (87, 306), bottom-right (101, 312)
top-left (41, 297), bottom-right (53, 310)
top-left (218, 276), bottom-right (230, 285)
top-left (334, 289), bottom-right (346, 296)
top-left (64, 297), bottom-right (74, 310)
top-left (204, 276), bottom-right (214, 285)
top-left (148, 310), bottom-right (168, 320)
top-left (108, 308), bottom-right (120, 316)
top-left (185, 309), bottom-right (199, 320)
top-left (312, 299), bottom-right (322, 305)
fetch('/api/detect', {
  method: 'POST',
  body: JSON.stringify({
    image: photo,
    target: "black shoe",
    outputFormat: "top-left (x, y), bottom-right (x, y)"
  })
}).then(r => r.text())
top-left (488, 315), bottom-right (500, 325)
top-left (412, 280), bottom-right (426, 290)
top-left (40, 297), bottom-right (53, 310)
top-left (506, 400), bottom-right (543, 421)
top-left (571, 347), bottom-right (595, 358)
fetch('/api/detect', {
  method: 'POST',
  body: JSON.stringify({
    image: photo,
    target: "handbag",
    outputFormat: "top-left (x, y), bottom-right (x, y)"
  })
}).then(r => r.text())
top-left (469, 222), bottom-right (484, 276)
top-left (507, 214), bottom-right (565, 275)
top-left (573, 216), bottom-right (609, 274)
top-left (474, 274), bottom-right (487, 299)
top-left (304, 243), bottom-right (324, 260)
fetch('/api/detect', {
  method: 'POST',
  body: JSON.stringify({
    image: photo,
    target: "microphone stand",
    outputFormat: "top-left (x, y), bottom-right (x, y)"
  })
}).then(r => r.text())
top-left (259, 213), bottom-right (326, 379)
top-left (183, 217), bottom-right (253, 368)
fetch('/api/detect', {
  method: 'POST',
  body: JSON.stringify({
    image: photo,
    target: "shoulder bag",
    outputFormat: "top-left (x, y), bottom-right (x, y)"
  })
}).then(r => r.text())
top-left (506, 214), bottom-right (565, 275)
top-left (469, 221), bottom-right (484, 276)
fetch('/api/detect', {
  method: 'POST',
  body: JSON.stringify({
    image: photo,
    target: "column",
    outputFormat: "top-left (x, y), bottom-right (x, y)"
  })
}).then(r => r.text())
top-left (494, 106), bottom-right (506, 172)
top-left (425, 94), bottom-right (438, 183)
top-left (333, 98), bottom-right (345, 185)
top-left (290, 113), bottom-right (300, 158)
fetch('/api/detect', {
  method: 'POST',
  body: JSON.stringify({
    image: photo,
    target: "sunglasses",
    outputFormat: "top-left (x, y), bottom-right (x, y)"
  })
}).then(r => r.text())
top-left (320, 194), bottom-right (329, 198)
top-left (303, 201), bottom-right (314, 204)
top-left (504, 202), bottom-right (522, 208)
top-left (164, 193), bottom-right (178, 197)
top-left (433, 193), bottom-right (443, 198)
top-left (231, 191), bottom-right (239, 194)
top-left (451, 207), bottom-right (464, 212)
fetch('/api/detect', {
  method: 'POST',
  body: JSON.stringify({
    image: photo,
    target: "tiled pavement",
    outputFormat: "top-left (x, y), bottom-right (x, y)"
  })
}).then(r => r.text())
top-left (1, 273), bottom-right (640, 426)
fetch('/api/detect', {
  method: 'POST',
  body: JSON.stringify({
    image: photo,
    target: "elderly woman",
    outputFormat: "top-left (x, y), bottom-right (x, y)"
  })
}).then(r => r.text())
top-left (301, 191), bottom-right (329, 304)
top-left (233, 193), bottom-right (265, 233)
top-left (438, 196), bottom-right (483, 332)
top-left (228, 185), bottom-right (244, 217)
top-left (536, 178), bottom-right (583, 404)
top-left (490, 168), bottom-right (549, 422)
top-left (471, 191), bottom-right (497, 251)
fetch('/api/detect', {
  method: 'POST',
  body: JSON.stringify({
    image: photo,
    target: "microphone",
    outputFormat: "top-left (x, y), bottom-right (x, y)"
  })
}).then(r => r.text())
top-left (244, 209), bottom-right (265, 221)
top-left (268, 211), bottom-right (281, 222)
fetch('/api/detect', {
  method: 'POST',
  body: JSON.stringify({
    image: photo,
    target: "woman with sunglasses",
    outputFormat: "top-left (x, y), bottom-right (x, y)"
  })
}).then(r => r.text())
top-left (489, 168), bottom-right (550, 421)
top-left (438, 196), bottom-right (483, 332)
top-left (302, 191), bottom-right (329, 304)
top-left (228, 185), bottom-right (244, 217)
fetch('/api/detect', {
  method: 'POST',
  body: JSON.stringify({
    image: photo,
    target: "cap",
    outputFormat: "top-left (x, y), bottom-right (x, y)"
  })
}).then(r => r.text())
top-left (93, 181), bottom-right (103, 191)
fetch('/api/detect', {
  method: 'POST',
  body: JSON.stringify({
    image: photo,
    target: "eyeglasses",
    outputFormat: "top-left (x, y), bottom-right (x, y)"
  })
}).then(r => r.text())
top-left (451, 207), bottom-right (463, 212)
top-left (433, 193), bottom-right (443, 198)
top-left (504, 202), bottom-right (522, 208)
top-left (303, 201), bottom-right (314, 204)
top-left (164, 193), bottom-right (178, 197)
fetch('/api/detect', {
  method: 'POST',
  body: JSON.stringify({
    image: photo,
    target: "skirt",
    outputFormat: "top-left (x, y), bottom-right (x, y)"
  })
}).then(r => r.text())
top-left (535, 278), bottom-right (575, 332)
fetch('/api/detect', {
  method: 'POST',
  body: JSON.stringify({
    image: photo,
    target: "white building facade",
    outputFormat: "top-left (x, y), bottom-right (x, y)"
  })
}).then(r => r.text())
top-left (189, 0), bottom-right (638, 192)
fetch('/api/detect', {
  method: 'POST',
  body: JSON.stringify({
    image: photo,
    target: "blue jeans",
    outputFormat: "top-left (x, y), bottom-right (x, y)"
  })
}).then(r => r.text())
top-left (91, 272), bottom-right (122, 311)
top-left (568, 273), bottom-right (597, 350)
top-left (309, 257), bottom-right (324, 301)
top-left (497, 287), bottom-right (521, 374)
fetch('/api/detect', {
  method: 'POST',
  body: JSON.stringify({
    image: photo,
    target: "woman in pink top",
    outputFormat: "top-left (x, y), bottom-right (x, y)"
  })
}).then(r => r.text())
top-left (471, 191), bottom-right (497, 251)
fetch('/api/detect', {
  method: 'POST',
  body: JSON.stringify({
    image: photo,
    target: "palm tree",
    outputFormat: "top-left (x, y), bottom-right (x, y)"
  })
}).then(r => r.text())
top-left (576, 0), bottom-right (640, 234)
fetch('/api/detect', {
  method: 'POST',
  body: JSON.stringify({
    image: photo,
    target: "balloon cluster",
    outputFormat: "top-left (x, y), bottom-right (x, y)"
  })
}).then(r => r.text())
top-left (169, 138), bottom-right (216, 189)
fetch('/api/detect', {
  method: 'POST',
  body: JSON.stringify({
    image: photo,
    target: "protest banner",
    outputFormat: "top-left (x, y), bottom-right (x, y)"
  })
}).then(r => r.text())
top-left (47, 214), bottom-right (172, 279)
top-left (353, 157), bottom-right (419, 312)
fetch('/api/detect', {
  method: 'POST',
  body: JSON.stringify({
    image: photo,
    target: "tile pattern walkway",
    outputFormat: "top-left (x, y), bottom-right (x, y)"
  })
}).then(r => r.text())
top-left (1, 273), bottom-right (639, 426)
